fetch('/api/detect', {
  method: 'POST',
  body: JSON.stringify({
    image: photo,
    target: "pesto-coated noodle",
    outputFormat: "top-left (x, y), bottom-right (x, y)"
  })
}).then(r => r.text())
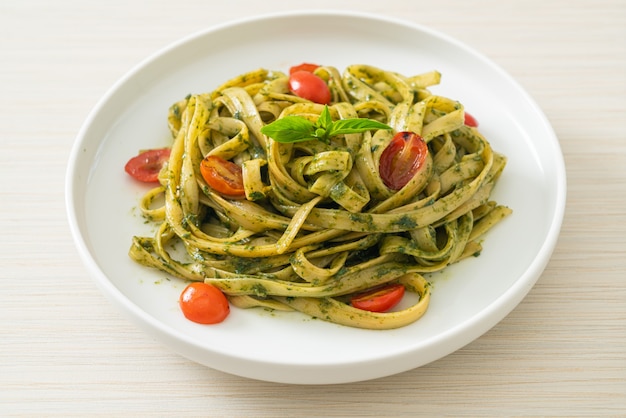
top-left (129, 65), bottom-right (511, 329)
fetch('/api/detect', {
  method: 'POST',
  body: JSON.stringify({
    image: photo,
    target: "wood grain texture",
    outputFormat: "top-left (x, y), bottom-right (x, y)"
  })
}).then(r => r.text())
top-left (1, 0), bottom-right (624, 416)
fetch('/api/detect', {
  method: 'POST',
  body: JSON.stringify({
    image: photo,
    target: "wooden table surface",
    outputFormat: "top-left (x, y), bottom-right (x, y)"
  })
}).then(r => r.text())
top-left (1, 0), bottom-right (625, 416)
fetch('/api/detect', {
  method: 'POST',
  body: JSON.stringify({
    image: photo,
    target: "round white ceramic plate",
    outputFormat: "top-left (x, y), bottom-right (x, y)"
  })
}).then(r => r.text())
top-left (66, 10), bottom-right (566, 384)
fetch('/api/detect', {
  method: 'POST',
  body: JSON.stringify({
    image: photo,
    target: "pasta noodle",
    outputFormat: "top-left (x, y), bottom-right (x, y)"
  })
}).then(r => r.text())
top-left (128, 64), bottom-right (511, 329)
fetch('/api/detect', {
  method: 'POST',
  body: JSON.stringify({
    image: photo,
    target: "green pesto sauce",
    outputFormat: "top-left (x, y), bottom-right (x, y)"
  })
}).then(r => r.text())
top-left (348, 213), bottom-right (375, 231)
top-left (231, 257), bottom-right (263, 274)
top-left (251, 283), bottom-right (268, 297)
top-left (171, 104), bottom-right (181, 118)
top-left (390, 215), bottom-right (418, 230)
top-left (318, 298), bottom-right (332, 315)
top-left (139, 240), bottom-right (154, 251)
top-left (248, 191), bottom-right (265, 201)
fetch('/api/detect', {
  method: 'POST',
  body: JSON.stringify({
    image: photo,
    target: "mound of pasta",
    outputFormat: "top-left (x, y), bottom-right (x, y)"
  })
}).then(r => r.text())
top-left (127, 64), bottom-right (511, 329)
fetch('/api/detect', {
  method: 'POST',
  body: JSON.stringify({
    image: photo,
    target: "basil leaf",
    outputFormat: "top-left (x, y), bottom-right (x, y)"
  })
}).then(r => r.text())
top-left (260, 116), bottom-right (316, 143)
top-left (327, 118), bottom-right (392, 136)
top-left (317, 105), bottom-right (333, 131)
top-left (260, 106), bottom-right (392, 144)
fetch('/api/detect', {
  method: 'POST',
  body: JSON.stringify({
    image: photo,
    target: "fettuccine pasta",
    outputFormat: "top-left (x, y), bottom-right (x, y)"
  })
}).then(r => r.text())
top-left (128, 64), bottom-right (511, 329)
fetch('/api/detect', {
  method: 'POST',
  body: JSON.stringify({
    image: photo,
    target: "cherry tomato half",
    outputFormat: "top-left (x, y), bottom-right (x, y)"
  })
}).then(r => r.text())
top-left (351, 283), bottom-right (405, 313)
top-left (379, 131), bottom-right (429, 190)
top-left (179, 282), bottom-right (230, 324)
top-left (200, 155), bottom-right (245, 198)
top-left (464, 111), bottom-right (479, 127)
top-left (288, 70), bottom-right (331, 105)
top-left (289, 62), bottom-right (320, 74)
top-left (124, 148), bottom-right (171, 183)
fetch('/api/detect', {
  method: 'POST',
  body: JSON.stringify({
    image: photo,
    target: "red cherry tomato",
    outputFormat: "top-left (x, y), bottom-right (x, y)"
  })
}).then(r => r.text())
top-left (179, 282), bottom-right (230, 324)
top-left (289, 63), bottom-right (320, 74)
top-left (464, 111), bottom-right (479, 127)
top-left (288, 71), bottom-right (331, 105)
top-left (200, 155), bottom-right (245, 198)
top-left (124, 148), bottom-right (171, 182)
top-left (379, 131), bottom-right (429, 190)
top-left (351, 283), bottom-right (405, 313)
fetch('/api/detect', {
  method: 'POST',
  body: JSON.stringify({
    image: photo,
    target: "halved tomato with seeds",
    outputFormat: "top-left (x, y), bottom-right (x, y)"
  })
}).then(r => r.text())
top-left (351, 283), bottom-right (406, 312)
top-left (379, 131), bottom-right (428, 190)
top-left (200, 155), bottom-right (245, 198)
top-left (124, 148), bottom-right (171, 182)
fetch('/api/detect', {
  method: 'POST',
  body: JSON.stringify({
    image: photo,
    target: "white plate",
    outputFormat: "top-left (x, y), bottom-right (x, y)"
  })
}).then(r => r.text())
top-left (66, 10), bottom-right (566, 384)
